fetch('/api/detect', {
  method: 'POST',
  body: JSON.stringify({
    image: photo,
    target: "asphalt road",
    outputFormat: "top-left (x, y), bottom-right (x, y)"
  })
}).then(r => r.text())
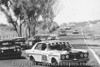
top-left (0, 27), bottom-right (100, 67)
top-left (0, 39), bottom-right (99, 67)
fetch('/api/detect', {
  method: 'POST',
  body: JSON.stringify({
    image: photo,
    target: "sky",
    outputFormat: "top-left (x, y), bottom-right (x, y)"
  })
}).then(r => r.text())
top-left (0, 11), bottom-right (8, 25)
top-left (54, 0), bottom-right (100, 25)
top-left (0, 0), bottom-right (100, 25)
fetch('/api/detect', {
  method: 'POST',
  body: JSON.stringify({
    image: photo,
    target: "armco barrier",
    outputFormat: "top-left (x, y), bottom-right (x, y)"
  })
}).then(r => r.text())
top-left (59, 35), bottom-right (91, 40)
top-left (0, 34), bottom-right (18, 40)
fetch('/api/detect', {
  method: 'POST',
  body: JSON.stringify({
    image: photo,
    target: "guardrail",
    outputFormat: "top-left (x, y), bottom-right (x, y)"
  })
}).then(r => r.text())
top-left (0, 34), bottom-right (18, 40)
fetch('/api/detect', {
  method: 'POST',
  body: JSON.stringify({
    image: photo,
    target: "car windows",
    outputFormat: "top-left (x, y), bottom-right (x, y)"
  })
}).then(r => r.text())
top-left (0, 42), bottom-right (14, 47)
top-left (48, 42), bottom-right (72, 50)
top-left (41, 44), bottom-right (47, 50)
top-left (35, 43), bottom-right (47, 50)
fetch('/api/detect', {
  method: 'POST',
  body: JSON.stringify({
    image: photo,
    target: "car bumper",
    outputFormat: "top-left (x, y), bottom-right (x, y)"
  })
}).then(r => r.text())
top-left (59, 58), bottom-right (89, 66)
top-left (0, 51), bottom-right (22, 58)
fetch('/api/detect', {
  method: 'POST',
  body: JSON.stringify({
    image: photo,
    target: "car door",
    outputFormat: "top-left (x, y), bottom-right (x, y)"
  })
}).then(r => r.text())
top-left (33, 43), bottom-right (43, 62)
top-left (40, 43), bottom-right (48, 63)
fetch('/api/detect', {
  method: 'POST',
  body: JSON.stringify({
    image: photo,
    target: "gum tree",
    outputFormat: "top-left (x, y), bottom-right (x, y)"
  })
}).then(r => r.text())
top-left (0, 0), bottom-right (57, 37)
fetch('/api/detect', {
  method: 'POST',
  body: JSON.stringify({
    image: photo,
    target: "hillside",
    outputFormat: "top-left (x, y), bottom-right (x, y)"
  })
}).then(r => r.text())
top-left (90, 22), bottom-right (100, 35)
top-left (0, 21), bottom-right (59, 40)
top-left (0, 25), bottom-right (18, 40)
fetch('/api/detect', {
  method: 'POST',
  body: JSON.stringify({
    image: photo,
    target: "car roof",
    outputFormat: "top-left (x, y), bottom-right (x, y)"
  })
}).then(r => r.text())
top-left (37, 40), bottom-right (69, 44)
top-left (13, 37), bottom-right (25, 39)
top-left (0, 40), bottom-right (14, 43)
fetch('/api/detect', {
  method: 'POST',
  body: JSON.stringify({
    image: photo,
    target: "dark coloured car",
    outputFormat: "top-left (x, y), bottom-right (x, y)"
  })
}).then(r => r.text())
top-left (13, 37), bottom-right (26, 49)
top-left (47, 35), bottom-right (59, 40)
top-left (73, 30), bottom-right (79, 34)
top-left (25, 35), bottom-right (50, 49)
top-left (0, 40), bottom-right (22, 59)
top-left (13, 37), bottom-right (26, 43)
top-left (58, 32), bottom-right (67, 36)
top-left (25, 38), bottom-right (42, 49)
top-left (65, 26), bottom-right (71, 30)
top-left (58, 30), bottom-right (67, 36)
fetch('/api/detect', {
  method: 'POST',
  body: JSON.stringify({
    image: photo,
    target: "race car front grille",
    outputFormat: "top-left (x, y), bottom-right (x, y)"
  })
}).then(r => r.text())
top-left (75, 53), bottom-right (82, 59)
top-left (69, 53), bottom-right (84, 60)
top-left (61, 53), bottom-right (85, 60)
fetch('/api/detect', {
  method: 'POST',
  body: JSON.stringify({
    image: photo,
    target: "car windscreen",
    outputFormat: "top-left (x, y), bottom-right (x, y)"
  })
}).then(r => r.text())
top-left (14, 38), bottom-right (25, 42)
top-left (48, 42), bottom-right (72, 51)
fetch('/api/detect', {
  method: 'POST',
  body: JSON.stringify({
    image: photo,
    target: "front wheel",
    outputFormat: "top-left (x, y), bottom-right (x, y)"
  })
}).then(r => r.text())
top-left (29, 56), bottom-right (37, 65)
top-left (30, 56), bottom-right (35, 62)
top-left (51, 59), bottom-right (58, 66)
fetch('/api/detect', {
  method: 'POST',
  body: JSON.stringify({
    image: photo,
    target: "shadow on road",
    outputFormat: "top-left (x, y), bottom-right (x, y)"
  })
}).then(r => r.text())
top-left (49, 65), bottom-right (92, 67)
top-left (35, 63), bottom-right (93, 67)
top-left (0, 56), bottom-right (26, 60)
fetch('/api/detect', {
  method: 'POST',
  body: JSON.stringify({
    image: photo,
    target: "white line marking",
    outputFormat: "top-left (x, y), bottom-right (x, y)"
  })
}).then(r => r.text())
top-left (81, 27), bottom-right (100, 65)
top-left (85, 39), bottom-right (100, 65)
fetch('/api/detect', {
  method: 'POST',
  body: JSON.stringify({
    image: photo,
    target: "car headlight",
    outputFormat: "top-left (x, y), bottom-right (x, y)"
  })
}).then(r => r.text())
top-left (66, 55), bottom-right (69, 59)
top-left (80, 54), bottom-right (84, 57)
top-left (17, 49), bottom-right (20, 51)
top-left (61, 55), bottom-right (66, 60)
top-left (84, 53), bottom-right (88, 57)
top-left (14, 49), bottom-right (16, 51)
top-left (61, 55), bottom-right (69, 60)
top-left (1, 50), bottom-right (4, 53)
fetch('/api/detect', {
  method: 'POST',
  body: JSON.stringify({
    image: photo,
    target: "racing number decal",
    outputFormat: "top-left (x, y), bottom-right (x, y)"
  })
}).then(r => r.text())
top-left (42, 55), bottom-right (47, 61)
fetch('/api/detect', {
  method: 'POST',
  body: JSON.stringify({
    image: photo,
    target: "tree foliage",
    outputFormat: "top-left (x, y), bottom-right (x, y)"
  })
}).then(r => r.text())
top-left (0, 0), bottom-right (57, 37)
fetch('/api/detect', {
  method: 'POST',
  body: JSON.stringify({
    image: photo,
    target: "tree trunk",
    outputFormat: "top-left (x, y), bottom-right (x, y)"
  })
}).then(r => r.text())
top-left (28, 18), bottom-right (31, 38)
top-left (32, 25), bottom-right (36, 36)
top-left (29, 24), bottom-right (36, 37)
top-left (19, 24), bottom-right (22, 37)
top-left (30, 17), bottom-right (37, 37)
top-left (28, 26), bottom-right (31, 38)
top-left (24, 24), bottom-right (29, 39)
top-left (11, 22), bottom-right (20, 36)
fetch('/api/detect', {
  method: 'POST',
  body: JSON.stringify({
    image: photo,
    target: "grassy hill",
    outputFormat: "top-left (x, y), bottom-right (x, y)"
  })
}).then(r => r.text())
top-left (0, 25), bottom-right (18, 40)
top-left (90, 22), bottom-right (100, 35)
top-left (0, 21), bottom-right (59, 40)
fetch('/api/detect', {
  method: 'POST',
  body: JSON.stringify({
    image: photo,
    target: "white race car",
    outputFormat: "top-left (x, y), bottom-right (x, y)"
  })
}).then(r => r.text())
top-left (25, 40), bottom-right (89, 66)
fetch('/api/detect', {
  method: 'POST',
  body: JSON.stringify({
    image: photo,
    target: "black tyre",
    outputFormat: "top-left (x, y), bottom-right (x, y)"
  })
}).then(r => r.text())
top-left (51, 58), bottom-right (58, 66)
top-left (30, 56), bottom-right (35, 62)
top-left (30, 56), bottom-right (37, 65)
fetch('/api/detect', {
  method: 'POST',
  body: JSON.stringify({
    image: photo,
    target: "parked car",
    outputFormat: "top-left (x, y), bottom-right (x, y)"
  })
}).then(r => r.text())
top-left (65, 26), bottom-right (71, 30)
top-left (25, 40), bottom-right (89, 66)
top-left (25, 37), bottom-right (42, 49)
top-left (47, 35), bottom-right (59, 40)
top-left (73, 30), bottom-right (79, 34)
top-left (34, 35), bottom-right (48, 40)
top-left (0, 40), bottom-right (22, 58)
top-left (13, 37), bottom-right (26, 49)
top-left (25, 35), bottom-right (49, 49)
top-left (58, 32), bottom-right (67, 36)
top-left (13, 37), bottom-right (26, 42)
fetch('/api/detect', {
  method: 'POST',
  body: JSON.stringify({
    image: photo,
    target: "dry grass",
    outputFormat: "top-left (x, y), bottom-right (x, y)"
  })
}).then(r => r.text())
top-left (92, 48), bottom-right (100, 58)
top-left (0, 26), bottom-right (17, 40)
